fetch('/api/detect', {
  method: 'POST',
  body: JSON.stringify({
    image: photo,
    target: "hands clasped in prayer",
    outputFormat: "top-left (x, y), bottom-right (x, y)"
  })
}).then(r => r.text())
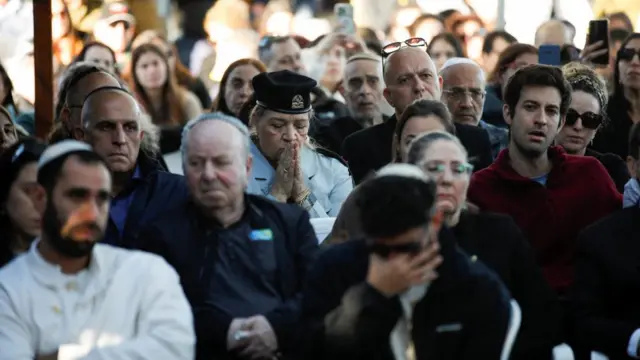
top-left (270, 142), bottom-right (311, 204)
top-left (227, 315), bottom-right (278, 359)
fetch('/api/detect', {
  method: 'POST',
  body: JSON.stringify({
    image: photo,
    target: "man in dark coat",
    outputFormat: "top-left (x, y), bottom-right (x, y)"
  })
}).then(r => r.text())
top-left (78, 86), bottom-right (188, 248)
top-left (341, 46), bottom-right (492, 184)
top-left (136, 112), bottom-right (318, 360)
top-left (572, 123), bottom-right (640, 360)
top-left (300, 163), bottom-right (511, 360)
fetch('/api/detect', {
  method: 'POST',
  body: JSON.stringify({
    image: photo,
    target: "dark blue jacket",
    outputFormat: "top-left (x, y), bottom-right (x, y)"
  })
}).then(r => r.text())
top-left (136, 195), bottom-right (319, 360)
top-left (300, 229), bottom-right (512, 360)
top-left (103, 152), bottom-right (188, 248)
top-left (482, 84), bottom-right (507, 128)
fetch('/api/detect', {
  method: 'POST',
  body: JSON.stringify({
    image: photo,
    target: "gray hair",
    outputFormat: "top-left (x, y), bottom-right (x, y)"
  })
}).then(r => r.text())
top-left (439, 57), bottom-right (486, 83)
top-left (406, 130), bottom-right (468, 165)
top-left (139, 114), bottom-right (160, 155)
top-left (180, 112), bottom-right (251, 162)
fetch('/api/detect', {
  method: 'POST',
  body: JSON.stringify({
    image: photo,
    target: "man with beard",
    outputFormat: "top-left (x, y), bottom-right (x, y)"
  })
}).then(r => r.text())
top-left (0, 140), bottom-right (194, 359)
top-left (341, 44), bottom-right (493, 184)
top-left (467, 65), bottom-right (621, 345)
top-left (136, 113), bottom-right (318, 360)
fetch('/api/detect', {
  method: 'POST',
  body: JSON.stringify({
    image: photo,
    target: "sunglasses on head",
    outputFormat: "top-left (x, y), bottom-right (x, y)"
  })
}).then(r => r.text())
top-left (619, 48), bottom-right (640, 62)
top-left (11, 140), bottom-right (46, 164)
top-left (258, 35), bottom-right (290, 50)
top-left (381, 37), bottom-right (428, 58)
top-left (565, 108), bottom-right (604, 129)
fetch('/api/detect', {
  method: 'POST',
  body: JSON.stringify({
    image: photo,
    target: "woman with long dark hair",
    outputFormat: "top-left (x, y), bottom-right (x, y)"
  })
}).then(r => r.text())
top-left (127, 43), bottom-right (202, 126)
top-left (0, 138), bottom-right (46, 267)
top-left (427, 32), bottom-right (465, 70)
top-left (211, 58), bottom-right (266, 117)
top-left (74, 41), bottom-right (119, 77)
top-left (591, 33), bottom-right (640, 159)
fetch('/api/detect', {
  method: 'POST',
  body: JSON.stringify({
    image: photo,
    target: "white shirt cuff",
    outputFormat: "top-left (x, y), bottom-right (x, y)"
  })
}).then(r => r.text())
top-left (58, 344), bottom-right (91, 360)
top-left (627, 328), bottom-right (640, 358)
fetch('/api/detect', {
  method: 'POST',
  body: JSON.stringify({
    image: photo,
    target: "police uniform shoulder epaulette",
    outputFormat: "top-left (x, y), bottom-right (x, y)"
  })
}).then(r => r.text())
top-left (314, 146), bottom-right (347, 167)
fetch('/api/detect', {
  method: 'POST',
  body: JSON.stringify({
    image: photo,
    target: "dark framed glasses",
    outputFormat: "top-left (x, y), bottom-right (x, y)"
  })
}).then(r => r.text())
top-left (618, 48), bottom-right (640, 62)
top-left (565, 108), bottom-right (604, 129)
top-left (381, 37), bottom-right (428, 58)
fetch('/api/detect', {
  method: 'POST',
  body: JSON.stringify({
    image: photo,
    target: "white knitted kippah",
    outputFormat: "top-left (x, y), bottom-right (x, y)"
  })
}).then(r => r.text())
top-left (376, 163), bottom-right (429, 182)
top-left (38, 140), bottom-right (93, 171)
top-left (439, 57), bottom-right (481, 73)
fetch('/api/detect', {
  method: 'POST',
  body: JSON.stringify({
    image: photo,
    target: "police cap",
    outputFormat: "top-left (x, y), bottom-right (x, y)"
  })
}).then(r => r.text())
top-left (252, 70), bottom-right (317, 114)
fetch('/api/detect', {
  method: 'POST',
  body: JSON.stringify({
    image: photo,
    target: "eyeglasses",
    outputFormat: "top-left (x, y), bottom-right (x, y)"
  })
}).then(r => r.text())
top-left (381, 37), bottom-right (427, 58)
top-left (565, 108), bottom-right (604, 129)
top-left (442, 87), bottom-right (486, 103)
top-left (422, 162), bottom-right (474, 178)
top-left (619, 48), bottom-right (640, 62)
top-left (258, 35), bottom-right (290, 51)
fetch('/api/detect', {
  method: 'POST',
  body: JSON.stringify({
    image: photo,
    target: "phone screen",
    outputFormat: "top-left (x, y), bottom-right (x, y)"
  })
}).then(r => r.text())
top-left (588, 19), bottom-right (610, 66)
top-left (334, 3), bottom-right (356, 35)
top-left (538, 45), bottom-right (561, 66)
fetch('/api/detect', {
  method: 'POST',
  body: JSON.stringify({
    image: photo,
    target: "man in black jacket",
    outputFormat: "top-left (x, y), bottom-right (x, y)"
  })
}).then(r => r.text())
top-left (300, 163), bottom-right (511, 360)
top-left (572, 123), bottom-right (640, 360)
top-left (137, 112), bottom-right (318, 360)
top-left (342, 46), bottom-right (493, 184)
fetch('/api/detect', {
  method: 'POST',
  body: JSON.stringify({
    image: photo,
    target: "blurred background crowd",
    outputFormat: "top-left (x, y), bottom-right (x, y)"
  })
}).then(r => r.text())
top-left (0, 0), bottom-right (638, 141)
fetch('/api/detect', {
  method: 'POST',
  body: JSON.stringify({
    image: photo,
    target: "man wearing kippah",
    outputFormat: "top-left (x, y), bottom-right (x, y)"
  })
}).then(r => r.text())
top-left (0, 140), bottom-right (194, 359)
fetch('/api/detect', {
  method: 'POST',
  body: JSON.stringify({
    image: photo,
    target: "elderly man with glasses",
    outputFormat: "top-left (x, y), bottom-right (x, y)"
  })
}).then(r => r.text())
top-left (440, 57), bottom-right (508, 159)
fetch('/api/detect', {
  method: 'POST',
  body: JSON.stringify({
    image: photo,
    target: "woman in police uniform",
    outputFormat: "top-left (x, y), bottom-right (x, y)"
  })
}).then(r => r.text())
top-left (247, 70), bottom-right (353, 218)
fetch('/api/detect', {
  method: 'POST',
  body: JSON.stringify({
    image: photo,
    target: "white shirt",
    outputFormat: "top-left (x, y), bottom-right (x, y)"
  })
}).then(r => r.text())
top-left (390, 284), bottom-right (429, 360)
top-left (0, 241), bottom-right (195, 360)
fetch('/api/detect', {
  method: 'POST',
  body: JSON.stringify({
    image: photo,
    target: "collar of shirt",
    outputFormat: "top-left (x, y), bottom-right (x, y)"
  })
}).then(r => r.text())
top-left (25, 239), bottom-right (102, 294)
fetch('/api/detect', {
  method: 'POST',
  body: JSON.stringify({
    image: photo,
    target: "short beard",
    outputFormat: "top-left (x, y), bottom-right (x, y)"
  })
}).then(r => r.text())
top-left (514, 138), bottom-right (546, 159)
top-left (42, 202), bottom-right (97, 258)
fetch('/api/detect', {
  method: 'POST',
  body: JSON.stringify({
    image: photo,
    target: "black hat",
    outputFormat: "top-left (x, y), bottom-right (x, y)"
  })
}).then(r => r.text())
top-left (252, 70), bottom-right (317, 114)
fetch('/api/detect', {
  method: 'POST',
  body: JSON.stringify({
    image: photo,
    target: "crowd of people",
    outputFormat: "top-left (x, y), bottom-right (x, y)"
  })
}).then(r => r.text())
top-left (1, 0), bottom-right (640, 359)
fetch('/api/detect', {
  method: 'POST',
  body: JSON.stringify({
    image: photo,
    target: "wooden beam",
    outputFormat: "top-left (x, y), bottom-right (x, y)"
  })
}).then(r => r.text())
top-left (33, 0), bottom-right (54, 140)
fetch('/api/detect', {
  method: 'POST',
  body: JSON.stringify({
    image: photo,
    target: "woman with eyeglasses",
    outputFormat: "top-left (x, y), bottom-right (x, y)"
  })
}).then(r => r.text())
top-left (591, 33), bottom-right (640, 160)
top-left (406, 130), bottom-right (563, 359)
top-left (555, 62), bottom-right (629, 192)
top-left (0, 138), bottom-right (46, 268)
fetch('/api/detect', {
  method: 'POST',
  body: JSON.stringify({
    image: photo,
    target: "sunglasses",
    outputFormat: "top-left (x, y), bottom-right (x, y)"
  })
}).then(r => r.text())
top-left (565, 108), bottom-right (603, 129)
top-left (381, 37), bottom-right (427, 58)
top-left (619, 48), bottom-right (640, 62)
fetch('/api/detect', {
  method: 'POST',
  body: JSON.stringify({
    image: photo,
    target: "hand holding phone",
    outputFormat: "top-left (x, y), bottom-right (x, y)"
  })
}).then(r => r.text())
top-left (334, 3), bottom-right (356, 35)
top-left (584, 19), bottom-right (610, 66)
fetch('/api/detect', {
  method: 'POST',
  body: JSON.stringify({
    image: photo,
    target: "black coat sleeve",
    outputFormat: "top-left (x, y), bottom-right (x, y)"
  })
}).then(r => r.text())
top-left (460, 270), bottom-right (511, 359)
top-left (506, 222), bottom-right (563, 359)
top-left (264, 209), bottom-right (319, 351)
top-left (341, 134), bottom-right (368, 185)
top-left (572, 229), bottom-right (638, 357)
top-left (300, 251), bottom-right (401, 360)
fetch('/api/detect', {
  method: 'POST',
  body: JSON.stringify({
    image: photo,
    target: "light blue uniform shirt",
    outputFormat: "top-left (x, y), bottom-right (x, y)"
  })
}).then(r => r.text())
top-left (247, 142), bottom-right (353, 218)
